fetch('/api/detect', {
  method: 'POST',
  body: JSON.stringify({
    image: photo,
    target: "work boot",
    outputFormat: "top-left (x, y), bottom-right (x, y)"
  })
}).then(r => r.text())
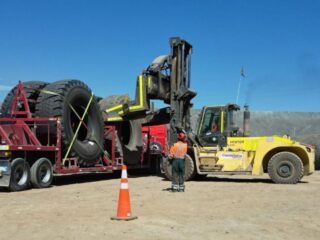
top-left (178, 184), bottom-right (185, 192)
top-left (169, 184), bottom-right (179, 192)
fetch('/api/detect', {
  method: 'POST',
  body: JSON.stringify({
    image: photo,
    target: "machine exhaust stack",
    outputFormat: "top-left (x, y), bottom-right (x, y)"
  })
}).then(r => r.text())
top-left (243, 104), bottom-right (250, 137)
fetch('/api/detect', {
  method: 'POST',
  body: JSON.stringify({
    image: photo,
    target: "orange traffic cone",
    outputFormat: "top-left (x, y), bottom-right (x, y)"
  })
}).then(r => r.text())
top-left (111, 165), bottom-right (137, 221)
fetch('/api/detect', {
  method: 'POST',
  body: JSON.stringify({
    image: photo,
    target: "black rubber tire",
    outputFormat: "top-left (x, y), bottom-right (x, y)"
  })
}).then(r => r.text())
top-left (118, 119), bottom-right (143, 165)
top-left (163, 154), bottom-right (196, 181)
top-left (99, 95), bottom-right (129, 110)
top-left (30, 158), bottom-right (53, 188)
top-left (149, 141), bottom-right (164, 154)
top-left (98, 95), bottom-right (129, 119)
top-left (98, 96), bottom-right (143, 166)
top-left (0, 81), bottom-right (48, 117)
top-left (8, 158), bottom-right (31, 192)
top-left (267, 152), bottom-right (304, 184)
top-left (36, 80), bottom-right (104, 166)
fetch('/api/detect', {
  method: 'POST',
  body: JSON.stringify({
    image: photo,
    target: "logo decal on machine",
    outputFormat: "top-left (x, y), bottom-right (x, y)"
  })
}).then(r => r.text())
top-left (221, 153), bottom-right (244, 160)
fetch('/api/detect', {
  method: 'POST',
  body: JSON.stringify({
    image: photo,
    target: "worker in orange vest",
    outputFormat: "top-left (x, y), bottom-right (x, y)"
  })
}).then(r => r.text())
top-left (169, 131), bottom-right (188, 192)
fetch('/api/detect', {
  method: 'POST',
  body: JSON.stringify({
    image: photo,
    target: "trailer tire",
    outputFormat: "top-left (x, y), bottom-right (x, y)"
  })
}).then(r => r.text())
top-left (149, 141), bottom-right (164, 154)
top-left (267, 151), bottom-right (304, 184)
top-left (30, 158), bottom-right (53, 188)
top-left (163, 154), bottom-right (195, 181)
top-left (9, 158), bottom-right (31, 192)
top-left (0, 81), bottom-right (48, 117)
top-left (36, 80), bottom-right (104, 166)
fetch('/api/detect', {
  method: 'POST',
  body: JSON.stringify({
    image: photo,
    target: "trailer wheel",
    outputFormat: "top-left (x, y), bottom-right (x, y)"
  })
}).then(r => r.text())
top-left (267, 152), bottom-right (304, 184)
top-left (163, 154), bottom-right (196, 181)
top-left (30, 158), bottom-right (53, 188)
top-left (149, 141), bottom-right (164, 154)
top-left (9, 158), bottom-right (31, 192)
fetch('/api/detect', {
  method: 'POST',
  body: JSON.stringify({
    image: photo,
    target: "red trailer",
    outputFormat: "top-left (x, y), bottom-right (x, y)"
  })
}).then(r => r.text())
top-left (142, 125), bottom-right (168, 173)
top-left (0, 82), bottom-right (160, 191)
top-left (142, 125), bottom-right (168, 155)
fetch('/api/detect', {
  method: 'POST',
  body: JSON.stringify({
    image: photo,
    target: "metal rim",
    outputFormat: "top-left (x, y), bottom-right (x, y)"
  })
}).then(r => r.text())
top-left (39, 163), bottom-right (51, 183)
top-left (277, 161), bottom-right (293, 178)
top-left (14, 164), bottom-right (28, 186)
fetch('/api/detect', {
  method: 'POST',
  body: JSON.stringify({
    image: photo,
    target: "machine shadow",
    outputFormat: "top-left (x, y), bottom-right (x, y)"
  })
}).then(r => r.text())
top-left (192, 176), bottom-right (309, 184)
top-left (52, 172), bottom-right (121, 186)
top-left (161, 176), bottom-right (308, 184)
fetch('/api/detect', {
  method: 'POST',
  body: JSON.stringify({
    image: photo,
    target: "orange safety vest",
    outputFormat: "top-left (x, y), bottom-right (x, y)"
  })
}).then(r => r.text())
top-left (170, 141), bottom-right (187, 159)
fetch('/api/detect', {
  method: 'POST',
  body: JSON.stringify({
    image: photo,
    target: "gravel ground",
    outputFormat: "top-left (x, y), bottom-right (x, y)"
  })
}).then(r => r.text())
top-left (0, 172), bottom-right (320, 240)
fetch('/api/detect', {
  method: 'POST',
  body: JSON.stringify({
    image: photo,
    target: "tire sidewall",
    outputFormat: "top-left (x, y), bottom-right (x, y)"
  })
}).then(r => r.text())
top-left (164, 154), bottom-right (195, 181)
top-left (62, 84), bottom-right (104, 163)
top-left (268, 152), bottom-right (304, 184)
top-left (31, 158), bottom-right (53, 188)
top-left (119, 120), bottom-right (143, 165)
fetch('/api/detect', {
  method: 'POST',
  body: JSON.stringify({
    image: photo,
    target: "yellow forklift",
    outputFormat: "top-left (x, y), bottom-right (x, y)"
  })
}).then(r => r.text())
top-left (163, 104), bottom-right (315, 184)
top-left (101, 37), bottom-right (315, 184)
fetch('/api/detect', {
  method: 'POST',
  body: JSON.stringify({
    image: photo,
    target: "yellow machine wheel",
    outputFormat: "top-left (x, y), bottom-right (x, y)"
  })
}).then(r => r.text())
top-left (267, 151), bottom-right (304, 184)
top-left (163, 154), bottom-right (196, 181)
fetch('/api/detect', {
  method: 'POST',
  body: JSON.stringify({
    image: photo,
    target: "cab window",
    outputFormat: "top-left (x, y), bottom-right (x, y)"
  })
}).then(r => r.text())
top-left (199, 108), bottom-right (220, 135)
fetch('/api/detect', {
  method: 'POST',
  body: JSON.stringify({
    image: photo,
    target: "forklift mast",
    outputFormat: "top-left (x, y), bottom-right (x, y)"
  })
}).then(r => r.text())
top-left (104, 37), bottom-right (197, 146)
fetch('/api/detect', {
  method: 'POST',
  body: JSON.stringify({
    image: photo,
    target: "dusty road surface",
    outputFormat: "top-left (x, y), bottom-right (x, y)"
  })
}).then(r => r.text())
top-left (1, 172), bottom-right (320, 240)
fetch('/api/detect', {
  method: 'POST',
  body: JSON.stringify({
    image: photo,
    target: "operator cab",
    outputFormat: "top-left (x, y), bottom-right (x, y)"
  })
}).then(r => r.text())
top-left (196, 104), bottom-right (240, 146)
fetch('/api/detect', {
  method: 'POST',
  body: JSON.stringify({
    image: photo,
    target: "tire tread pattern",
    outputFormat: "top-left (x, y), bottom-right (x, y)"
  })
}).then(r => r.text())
top-left (36, 80), bottom-right (104, 166)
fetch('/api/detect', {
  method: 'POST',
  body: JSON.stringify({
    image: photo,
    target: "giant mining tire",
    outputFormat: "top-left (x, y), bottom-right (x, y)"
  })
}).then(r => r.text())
top-left (36, 80), bottom-right (104, 166)
top-left (98, 95), bottom-right (142, 166)
top-left (267, 151), bottom-right (304, 184)
top-left (98, 95), bottom-right (129, 119)
top-left (163, 154), bottom-right (196, 181)
top-left (0, 81), bottom-right (48, 117)
top-left (118, 119), bottom-right (143, 165)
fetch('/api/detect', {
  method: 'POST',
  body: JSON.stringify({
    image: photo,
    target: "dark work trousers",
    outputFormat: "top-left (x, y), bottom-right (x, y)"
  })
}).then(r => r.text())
top-left (172, 158), bottom-right (185, 191)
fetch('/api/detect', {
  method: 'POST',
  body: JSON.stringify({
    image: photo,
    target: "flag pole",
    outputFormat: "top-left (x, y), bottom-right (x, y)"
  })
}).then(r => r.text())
top-left (236, 67), bottom-right (245, 104)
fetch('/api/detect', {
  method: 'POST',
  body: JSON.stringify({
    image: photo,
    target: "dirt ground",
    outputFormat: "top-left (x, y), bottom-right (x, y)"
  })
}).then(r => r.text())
top-left (1, 172), bottom-right (320, 240)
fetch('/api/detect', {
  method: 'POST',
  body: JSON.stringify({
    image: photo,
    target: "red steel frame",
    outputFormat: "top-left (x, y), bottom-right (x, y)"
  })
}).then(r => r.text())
top-left (0, 82), bottom-right (123, 175)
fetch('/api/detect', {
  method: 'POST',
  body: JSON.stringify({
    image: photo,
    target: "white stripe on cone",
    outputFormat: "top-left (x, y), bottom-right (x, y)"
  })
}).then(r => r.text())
top-left (120, 183), bottom-right (129, 189)
top-left (121, 170), bottom-right (128, 179)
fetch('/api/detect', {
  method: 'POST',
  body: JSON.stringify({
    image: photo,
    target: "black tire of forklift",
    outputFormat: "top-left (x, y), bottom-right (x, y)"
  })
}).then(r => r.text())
top-left (8, 158), bottom-right (31, 192)
top-left (163, 154), bottom-right (196, 181)
top-left (30, 158), bottom-right (53, 188)
top-left (267, 151), bottom-right (304, 184)
top-left (0, 81), bottom-right (48, 117)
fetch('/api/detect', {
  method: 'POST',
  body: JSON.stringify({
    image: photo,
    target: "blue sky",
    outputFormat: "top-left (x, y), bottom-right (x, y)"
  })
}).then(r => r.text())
top-left (0, 0), bottom-right (319, 111)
